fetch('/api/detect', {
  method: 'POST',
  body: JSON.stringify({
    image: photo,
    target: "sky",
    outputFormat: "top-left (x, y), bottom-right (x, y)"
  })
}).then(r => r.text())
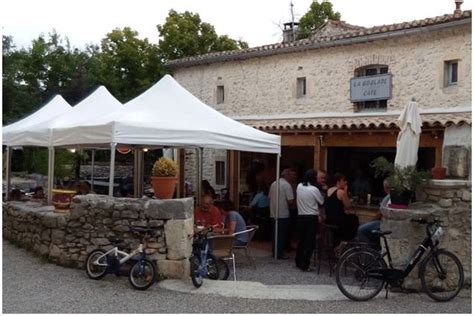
top-left (1, 0), bottom-right (472, 50)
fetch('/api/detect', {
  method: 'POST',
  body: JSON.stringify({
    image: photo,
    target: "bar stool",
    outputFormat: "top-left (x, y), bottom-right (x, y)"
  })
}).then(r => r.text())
top-left (314, 222), bottom-right (339, 276)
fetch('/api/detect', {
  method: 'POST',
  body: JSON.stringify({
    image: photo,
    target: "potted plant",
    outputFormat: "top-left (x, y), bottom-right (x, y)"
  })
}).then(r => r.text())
top-left (151, 157), bottom-right (179, 199)
top-left (370, 157), bottom-right (431, 208)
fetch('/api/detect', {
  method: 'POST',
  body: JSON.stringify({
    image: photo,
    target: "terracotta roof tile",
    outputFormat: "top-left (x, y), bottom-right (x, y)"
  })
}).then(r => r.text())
top-left (168, 10), bottom-right (471, 68)
top-left (238, 112), bottom-right (471, 131)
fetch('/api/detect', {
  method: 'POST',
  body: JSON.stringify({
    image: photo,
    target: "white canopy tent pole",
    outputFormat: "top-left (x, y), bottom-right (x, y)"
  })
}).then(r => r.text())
top-left (91, 149), bottom-right (95, 192)
top-left (196, 148), bottom-right (203, 206)
top-left (47, 147), bottom-right (55, 205)
top-left (274, 154), bottom-right (280, 260)
top-left (109, 143), bottom-right (117, 196)
top-left (5, 147), bottom-right (12, 201)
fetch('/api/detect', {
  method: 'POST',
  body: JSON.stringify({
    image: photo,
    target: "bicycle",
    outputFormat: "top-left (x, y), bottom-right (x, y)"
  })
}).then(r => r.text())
top-left (335, 217), bottom-right (464, 302)
top-left (85, 227), bottom-right (158, 290)
top-left (189, 226), bottom-right (230, 288)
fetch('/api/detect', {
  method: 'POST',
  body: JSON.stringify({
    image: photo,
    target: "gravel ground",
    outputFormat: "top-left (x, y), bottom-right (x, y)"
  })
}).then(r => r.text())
top-left (2, 240), bottom-right (471, 314)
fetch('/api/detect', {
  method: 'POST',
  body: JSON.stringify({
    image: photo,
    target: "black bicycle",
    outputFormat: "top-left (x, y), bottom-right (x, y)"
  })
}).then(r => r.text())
top-left (335, 217), bottom-right (464, 302)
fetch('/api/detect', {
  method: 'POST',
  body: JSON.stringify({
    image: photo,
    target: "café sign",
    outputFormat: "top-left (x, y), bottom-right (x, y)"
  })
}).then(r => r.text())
top-left (350, 73), bottom-right (392, 102)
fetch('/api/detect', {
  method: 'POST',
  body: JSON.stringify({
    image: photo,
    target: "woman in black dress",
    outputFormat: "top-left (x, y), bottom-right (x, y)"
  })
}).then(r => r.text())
top-left (324, 173), bottom-right (359, 254)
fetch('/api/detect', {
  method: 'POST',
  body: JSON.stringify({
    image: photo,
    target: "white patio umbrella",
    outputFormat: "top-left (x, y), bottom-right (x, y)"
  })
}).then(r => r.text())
top-left (394, 99), bottom-right (422, 168)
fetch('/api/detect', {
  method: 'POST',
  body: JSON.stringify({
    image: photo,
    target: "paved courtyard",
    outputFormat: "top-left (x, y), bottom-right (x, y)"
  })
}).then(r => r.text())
top-left (2, 240), bottom-right (471, 314)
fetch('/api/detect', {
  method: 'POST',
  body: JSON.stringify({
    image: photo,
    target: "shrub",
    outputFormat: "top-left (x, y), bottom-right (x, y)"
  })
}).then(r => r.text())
top-left (152, 157), bottom-right (178, 177)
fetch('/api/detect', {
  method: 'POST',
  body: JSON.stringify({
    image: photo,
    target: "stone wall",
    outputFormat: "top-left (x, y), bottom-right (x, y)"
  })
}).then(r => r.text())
top-left (173, 25), bottom-right (471, 117)
top-left (2, 195), bottom-right (194, 279)
top-left (381, 180), bottom-right (471, 290)
top-left (184, 148), bottom-right (228, 196)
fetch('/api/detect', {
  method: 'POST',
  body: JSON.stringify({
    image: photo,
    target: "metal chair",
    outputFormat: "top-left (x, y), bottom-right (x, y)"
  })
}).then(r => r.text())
top-left (232, 225), bottom-right (259, 268)
top-left (208, 234), bottom-right (236, 281)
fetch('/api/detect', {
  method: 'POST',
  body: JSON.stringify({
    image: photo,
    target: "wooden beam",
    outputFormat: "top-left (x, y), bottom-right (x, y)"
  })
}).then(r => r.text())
top-left (228, 150), bottom-right (239, 206)
top-left (178, 149), bottom-right (185, 198)
top-left (282, 133), bottom-right (314, 146)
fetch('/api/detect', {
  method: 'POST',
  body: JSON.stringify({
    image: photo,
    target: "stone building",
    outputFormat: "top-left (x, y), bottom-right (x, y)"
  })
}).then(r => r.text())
top-left (168, 6), bottom-right (471, 205)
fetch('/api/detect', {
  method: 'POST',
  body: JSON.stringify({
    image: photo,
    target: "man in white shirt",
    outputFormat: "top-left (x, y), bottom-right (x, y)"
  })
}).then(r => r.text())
top-left (268, 168), bottom-right (295, 259)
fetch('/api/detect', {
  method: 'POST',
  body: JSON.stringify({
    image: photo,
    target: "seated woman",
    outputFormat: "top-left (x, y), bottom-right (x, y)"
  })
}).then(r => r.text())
top-left (324, 173), bottom-right (359, 255)
top-left (215, 200), bottom-right (249, 246)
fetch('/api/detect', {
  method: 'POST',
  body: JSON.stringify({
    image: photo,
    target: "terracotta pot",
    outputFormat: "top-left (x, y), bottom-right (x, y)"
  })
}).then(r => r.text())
top-left (151, 176), bottom-right (177, 199)
top-left (51, 189), bottom-right (77, 213)
top-left (431, 167), bottom-right (447, 180)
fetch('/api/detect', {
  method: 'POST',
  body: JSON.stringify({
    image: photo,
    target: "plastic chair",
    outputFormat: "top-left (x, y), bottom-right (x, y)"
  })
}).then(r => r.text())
top-left (232, 225), bottom-right (259, 268)
top-left (208, 234), bottom-right (236, 281)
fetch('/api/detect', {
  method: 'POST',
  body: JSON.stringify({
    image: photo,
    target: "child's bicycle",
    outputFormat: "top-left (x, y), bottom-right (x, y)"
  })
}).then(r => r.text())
top-left (189, 226), bottom-right (229, 288)
top-left (335, 216), bottom-right (464, 302)
top-left (85, 227), bottom-right (158, 290)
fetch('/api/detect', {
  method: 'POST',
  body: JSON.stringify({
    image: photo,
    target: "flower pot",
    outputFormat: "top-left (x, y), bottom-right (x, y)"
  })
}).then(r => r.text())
top-left (151, 176), bottom-right (177, 199)
top-left (51, 189), bottom-right (77, 213)
top-left (389, 189), bottom-right (411, 209)
top-left (431, 167), bottom-right (446, 180)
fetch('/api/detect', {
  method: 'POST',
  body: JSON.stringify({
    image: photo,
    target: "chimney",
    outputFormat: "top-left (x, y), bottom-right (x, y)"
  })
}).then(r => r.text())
top-left (454, 0), bottom-right (464, 14)
top-left (282, 22), bottom-right (299, 43)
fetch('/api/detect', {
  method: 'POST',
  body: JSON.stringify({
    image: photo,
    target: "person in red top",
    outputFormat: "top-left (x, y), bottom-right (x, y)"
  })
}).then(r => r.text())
top-left (194, 195), bottom-right (223, 227)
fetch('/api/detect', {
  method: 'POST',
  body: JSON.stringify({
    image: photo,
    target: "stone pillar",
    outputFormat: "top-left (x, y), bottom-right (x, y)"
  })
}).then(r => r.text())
top-left (381, 179), bottom-right (471, 291)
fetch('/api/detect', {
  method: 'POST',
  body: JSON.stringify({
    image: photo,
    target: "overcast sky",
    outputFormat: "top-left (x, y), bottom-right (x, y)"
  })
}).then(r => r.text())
top-left (2, 0), bottom-right (472, 50)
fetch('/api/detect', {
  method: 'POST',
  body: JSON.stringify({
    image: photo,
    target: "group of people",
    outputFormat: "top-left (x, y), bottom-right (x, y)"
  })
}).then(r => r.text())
top-left (269, 168), bottom-right (386, 272)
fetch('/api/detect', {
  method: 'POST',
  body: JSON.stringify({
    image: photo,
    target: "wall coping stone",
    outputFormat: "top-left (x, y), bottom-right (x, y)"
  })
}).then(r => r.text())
top-left (428, 179), bottom-right (471, 188)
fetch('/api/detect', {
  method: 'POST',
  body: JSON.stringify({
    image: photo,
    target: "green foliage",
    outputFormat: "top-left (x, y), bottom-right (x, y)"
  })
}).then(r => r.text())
top-left (98, 27), bottom-right (165, 102)
top-left (370, 157), bottom-right (431, 194)
top-left (298, 0), bottom-right (341, 39)
top-left (157, 10), bottom-right (248, 61)
top-left (22, 148), bottom-right (49, 175)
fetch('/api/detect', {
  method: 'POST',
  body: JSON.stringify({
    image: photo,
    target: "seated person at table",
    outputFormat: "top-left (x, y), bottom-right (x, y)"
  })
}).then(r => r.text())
top-left (357, 179), bottom-right (391, 251)
top-left (194, 195), bottom-right (223, 227)
top-left (215, 200), bottom-right (249, 246)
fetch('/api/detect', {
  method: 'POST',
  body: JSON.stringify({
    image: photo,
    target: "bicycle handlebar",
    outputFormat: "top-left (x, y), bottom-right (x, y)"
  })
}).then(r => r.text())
top-left (410, 217), bottom-right (442, 225)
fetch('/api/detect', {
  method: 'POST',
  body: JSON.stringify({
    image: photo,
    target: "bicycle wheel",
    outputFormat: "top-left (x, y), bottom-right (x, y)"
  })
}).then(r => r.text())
top-left (85, 249), bottom-right (108, 280)
top-left (190, 256), bottom-right (203, 288)
top-left (208, 256), bottom-right (229, 280)
top-left (335, 248), bottom-right (386, 301)
top-left (128, 259), bottom-right (157, 290)
top-left (420, 249), bottom-right (464, 302)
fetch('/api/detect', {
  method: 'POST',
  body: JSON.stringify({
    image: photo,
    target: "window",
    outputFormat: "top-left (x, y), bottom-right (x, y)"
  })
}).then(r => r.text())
top-left (215, 161), bottom-right (225, 186)
top-left (217, 85), bottom-right (225, 104)
top-left (353, 65), bottom-right (389, 112)
top-left (296, 77), bottom-right (306, 98)
top-left (445, 60), bottom-right (458, 86)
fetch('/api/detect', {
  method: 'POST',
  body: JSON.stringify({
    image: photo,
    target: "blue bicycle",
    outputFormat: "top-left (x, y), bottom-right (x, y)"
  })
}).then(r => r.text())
top-left (189, 226), bottom-right (229, 288)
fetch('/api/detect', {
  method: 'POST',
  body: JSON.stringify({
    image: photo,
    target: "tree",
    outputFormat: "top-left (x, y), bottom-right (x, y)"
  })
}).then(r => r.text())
top-left (157, 10), bottom-right (248, 61)
top-left (98, 27), bottom-right (165, 102)
top-left (297, 0), bottom-right (341, 39)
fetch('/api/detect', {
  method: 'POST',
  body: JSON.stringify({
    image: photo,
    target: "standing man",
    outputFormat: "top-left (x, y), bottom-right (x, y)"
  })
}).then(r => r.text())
top-left (269, 168), bottom-right (295, 259)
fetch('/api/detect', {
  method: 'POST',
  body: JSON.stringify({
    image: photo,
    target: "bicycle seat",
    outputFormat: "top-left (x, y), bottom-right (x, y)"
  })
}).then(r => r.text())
top-left (371, 230), bottom-right (392, 237)
top-left (109, 237), bottom-right (124, 244)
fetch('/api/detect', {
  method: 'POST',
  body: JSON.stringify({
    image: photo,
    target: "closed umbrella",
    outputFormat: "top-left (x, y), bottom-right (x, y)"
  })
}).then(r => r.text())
top-left (394, 100), bottom-right (422, 168)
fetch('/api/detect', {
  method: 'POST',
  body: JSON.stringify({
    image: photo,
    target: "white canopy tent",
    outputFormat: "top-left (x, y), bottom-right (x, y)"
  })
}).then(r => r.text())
top-left (6, 86), bottom-right (123, 147)
top-left (3, 95), bottom-right (71, 144)
top-left (52, 75), bottom-right (281, 153)
top-left (3, 95), bottom-right (72, 202)
top-left (3, 86), bottom-right (123, 203)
